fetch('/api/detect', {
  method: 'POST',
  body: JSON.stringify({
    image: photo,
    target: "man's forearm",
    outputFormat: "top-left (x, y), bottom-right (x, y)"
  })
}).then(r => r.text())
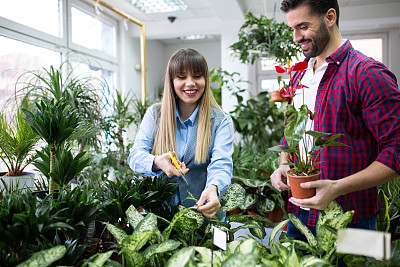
top-left (334, 161), bottom-right (398, 196)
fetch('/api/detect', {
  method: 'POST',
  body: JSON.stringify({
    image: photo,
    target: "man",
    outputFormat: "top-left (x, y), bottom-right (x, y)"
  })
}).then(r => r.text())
top-left (270, 0), bottom-right (400, 241)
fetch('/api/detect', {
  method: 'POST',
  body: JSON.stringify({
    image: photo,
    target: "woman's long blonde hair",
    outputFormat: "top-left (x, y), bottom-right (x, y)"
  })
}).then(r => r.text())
top-left (152, 48), bottom-right (222, 164)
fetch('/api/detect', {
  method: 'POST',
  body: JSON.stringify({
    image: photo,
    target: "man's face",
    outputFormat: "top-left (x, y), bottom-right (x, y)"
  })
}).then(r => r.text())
top-left (286, 5), bottom-right (330, 58)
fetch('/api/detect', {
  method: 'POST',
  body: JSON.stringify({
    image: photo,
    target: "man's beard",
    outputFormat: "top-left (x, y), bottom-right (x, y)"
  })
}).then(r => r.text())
top-left (299, 19), bottom-right (330, 58)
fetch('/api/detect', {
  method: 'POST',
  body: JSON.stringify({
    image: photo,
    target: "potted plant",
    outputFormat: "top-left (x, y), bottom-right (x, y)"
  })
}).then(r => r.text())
top-left (21, 100), bottom-right (82, 194)
top-left (0, 107), bottom-right (40, 192)
top-left (229, 12), bottom-right (301, 66)
top-left (268, 59), bottom-right (348, 199)
top-left (11, 64), bottom-right (108, 154)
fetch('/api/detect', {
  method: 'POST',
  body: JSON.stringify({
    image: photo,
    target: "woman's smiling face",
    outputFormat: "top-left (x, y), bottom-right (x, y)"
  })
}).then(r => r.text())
top-left (173, 70), bottom-right (205, 106)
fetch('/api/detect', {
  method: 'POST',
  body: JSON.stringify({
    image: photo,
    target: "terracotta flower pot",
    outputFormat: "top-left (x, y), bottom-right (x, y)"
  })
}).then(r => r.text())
top-left (287, 169), bottom-right (320, 199)
top-left (270, 90), bottom-right (289, 102)
top-left (228, 208), bottom-right (242, 216)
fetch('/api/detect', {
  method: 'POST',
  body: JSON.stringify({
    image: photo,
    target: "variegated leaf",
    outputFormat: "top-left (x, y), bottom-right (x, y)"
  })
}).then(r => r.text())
top-left (257, 197), bottom-right (276, 214)
top-left (143, 239), bottom-right (181, 259)
top-left (165, 247), bottom-right (196, 267)
top-left (163, 208), bottom-right (199, 240)
top-left (133, 213), bottom-right (157, 235)
top-left (219, 183), bottom-right (246, 212)
top-left (228, 214), bottom-right (270, 224)
top-left (249, 221), bottom-right (266, 240)
top-left (284, 243), bottom-right (300, 267)
top-left (121, 230), bottom-right (154, 252)
top-left (289, 213), bottom-right (318, 248)
top-left (238, 193), bottom-right (257, 210)
top-left (272, 242), bottom-right (289, 259)
top-left (126, 204), bottom-right (144, 229)
top-left (194, 247), bottom-right (223, 265)
top-left (123, 251), bottom-right (146, 267)
top-left (221, 254), bottom-right (257, 267)
top-left (226, 240), bottom-right (242, 254)
top-left (16, 245), bottom-right (66, 267)
top-left (84, 250), bottom-right (114, 266)
top-left (237, 239), bottom-right (258, 255)
top-left (300, 255), bottom-right (331, 267)
top-left (105, 222), bottom-right (128, 245)
top-left (178, 205), bottom-right (204, 228)
top-left (317, 210), bottom-right (354, 252)
top-left (269, 219), bottom-right (289, 246)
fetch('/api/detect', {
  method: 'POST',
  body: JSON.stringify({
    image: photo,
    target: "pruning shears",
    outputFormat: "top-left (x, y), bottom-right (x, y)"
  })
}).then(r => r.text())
top-left (169, 151), bottom-right (189, 185)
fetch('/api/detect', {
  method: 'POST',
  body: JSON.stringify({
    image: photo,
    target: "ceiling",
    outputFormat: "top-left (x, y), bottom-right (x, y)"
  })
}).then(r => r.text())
top-left (103, 0), bottom-right (400, 42)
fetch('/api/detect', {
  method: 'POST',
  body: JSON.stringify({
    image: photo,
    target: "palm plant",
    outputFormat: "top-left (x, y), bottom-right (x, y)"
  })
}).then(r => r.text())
top-left (11, 64), bottom-right (109, 153)
top-left (21, 100), bottom-right (80, 193)
top-left (0, 107), bottom-right (40, 176)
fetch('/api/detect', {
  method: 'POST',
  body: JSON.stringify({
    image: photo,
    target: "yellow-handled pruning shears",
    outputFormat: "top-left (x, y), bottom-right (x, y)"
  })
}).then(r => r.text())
top-left (169, 151), bottom-right (188, 185)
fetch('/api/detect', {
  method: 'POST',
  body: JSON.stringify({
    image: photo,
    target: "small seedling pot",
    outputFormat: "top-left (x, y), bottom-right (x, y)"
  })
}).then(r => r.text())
top-left (287, 169), bottom-right (320, 199)
top-left (270, 90), bottom-right (289, 102)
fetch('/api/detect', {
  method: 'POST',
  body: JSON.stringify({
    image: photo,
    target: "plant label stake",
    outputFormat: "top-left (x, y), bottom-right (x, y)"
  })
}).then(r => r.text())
top-left (211, 226), bottom-right (227, 267)
top-left (336, 228), bottom-right (391, 260)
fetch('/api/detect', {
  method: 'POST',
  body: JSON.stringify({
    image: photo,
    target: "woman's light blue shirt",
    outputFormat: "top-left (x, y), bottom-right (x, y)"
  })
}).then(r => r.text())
top-left (128, 104), bottom-right (234, 197)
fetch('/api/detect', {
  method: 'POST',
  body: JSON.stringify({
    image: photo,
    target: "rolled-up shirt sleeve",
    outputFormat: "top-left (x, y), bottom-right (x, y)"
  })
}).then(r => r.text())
top-left (206, 114), bottom-right (234, 197)
top-left (128, 105), bottom-right (163, 177)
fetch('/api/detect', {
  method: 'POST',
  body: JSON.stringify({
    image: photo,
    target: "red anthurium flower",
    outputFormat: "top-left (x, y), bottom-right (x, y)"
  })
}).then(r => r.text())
top-left (279, 87), bottom-right (291, 98)
top-left (293, 83), bottom-right (309, 90)
top-left (275, 61), bottom-right (308, 75)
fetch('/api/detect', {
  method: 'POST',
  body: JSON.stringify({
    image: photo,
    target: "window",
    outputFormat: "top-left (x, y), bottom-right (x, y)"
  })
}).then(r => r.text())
top-left (344, 33), bottom-right (387, 63)
top-left (0, 0), bottom-right (118, 111)
top-left (71, 5), bottom-right (116, 57)
top-left (251, 32), bottom-right (388, 96)
top-left (0, 36), bottom-right (61, 110)
top-left (0, 0), bottom-right (62, 37)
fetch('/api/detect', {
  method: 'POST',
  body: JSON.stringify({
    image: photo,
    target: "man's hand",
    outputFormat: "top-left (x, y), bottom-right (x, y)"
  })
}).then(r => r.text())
top-left (271, 165), bottom-right (290, 192)
top-left (289, 179), bottom-right (338, 210)
top-left (153, 151), bottom-right (189, 177)
top-left (196, 185), bottom-right (221, 218)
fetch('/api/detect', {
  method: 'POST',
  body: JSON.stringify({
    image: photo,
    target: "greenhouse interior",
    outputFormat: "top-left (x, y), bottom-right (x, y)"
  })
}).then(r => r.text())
top-left (0, 0), bottom-right (400, 266)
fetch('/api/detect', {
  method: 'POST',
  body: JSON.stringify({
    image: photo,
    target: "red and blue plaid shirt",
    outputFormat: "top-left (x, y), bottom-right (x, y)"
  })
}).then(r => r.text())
top-left (281, 40), bottom-right (400, 226)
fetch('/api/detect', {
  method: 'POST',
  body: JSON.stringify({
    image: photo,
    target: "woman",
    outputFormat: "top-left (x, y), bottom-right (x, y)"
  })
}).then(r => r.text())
top-left (128, 48), bottom-right (234, 218)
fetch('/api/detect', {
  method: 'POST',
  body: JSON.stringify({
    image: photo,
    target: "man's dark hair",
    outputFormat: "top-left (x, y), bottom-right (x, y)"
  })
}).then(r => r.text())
top-left (281, 0), bottom-right (340, 27)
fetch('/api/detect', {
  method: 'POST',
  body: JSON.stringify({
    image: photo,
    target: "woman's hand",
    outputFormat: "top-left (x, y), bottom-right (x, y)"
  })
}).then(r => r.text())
top-left (153, 151), bottom-right (189, 177)
top-left (196, 185), bottom-right (221, 218)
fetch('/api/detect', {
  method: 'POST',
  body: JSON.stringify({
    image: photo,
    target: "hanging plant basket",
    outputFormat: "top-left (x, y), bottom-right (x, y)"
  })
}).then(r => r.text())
top-left (229, 12), bottom-right (302, 65)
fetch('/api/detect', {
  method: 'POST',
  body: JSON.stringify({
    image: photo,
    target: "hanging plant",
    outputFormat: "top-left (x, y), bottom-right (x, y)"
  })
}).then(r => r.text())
top-left (230, 12), bottom-right (301, 65)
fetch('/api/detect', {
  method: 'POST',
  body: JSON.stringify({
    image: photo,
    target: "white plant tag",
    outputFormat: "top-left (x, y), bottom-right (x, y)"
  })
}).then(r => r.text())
top-left (337, 228), bottom-right (391, 259)
top-left (212, 226), bottom-right (227, 251)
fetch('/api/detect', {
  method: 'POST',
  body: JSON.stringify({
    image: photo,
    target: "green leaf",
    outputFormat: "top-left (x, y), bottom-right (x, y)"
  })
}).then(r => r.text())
top-left (121, 230), bottom-right (154, 252)
top-left (342, 255), bottom-right (367, 267)
top-left (16, 245), bottom-right (66, 267)
top-left (285, 243), bottom-right (300, 267)
top-left (299, 255), bottom-right (332, 267)
top-left (126, 205), bottom-right (144, 230)
top-left (165, 247), bottom-right (196, 267)
top-left (221, 254), bottom-right (258, 267)
top-left (257, 197), bottom-right (276, 214)
top-left (132, 213), bottom-right (157, 235)
top-left (284, 104), bottom-right (308, 149)
top-left (269, 219), bottom-right (289, 246)
top-left (123, 251), bottom-right (146, 267)
top-left (82, 250), bottom-right (115, 267)
top-left (143, 239), bottom-right (181, 259)
top-left (220, 183), bottom-right (246, 211)
top-left (238, 193), bottom-right (257, 210)
top-left (105, 222), bottom-right (128, 245)
top-left (289, 213), bottom-right (318, 248)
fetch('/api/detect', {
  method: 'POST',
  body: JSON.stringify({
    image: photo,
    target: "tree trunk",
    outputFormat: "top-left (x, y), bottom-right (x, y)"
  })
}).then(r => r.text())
top-left (49, 145), bottom-right (56, 194)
